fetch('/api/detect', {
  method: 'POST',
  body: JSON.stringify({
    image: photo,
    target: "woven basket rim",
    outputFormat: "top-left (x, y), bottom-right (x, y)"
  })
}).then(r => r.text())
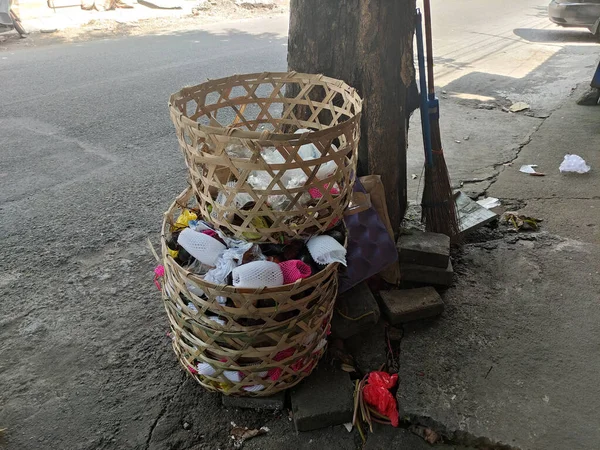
top-left (168, 71), bottom-right (363, 141)
top-left (162, 186), bottom-right (343, 293)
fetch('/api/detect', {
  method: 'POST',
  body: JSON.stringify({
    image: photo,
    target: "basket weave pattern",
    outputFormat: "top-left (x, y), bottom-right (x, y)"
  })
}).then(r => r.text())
top-left (169, 72), bottom-right (362, 243)
top-left (161, 188), bottom-right (339, 396)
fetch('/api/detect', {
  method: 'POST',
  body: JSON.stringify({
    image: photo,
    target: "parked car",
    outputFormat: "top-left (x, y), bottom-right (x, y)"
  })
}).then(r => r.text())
top-left (548, 0), bottom-right (600, 36)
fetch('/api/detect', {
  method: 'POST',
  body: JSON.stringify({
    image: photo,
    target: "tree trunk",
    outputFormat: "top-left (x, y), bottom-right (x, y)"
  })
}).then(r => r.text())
top-left (288, 0), bottom-right (418, 232)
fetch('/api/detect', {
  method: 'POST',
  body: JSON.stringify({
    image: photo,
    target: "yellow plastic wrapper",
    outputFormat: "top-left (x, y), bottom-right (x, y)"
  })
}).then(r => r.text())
top-left (243, 216), bottom-right (269, 240)
top-left (172, 209), bottom-right (198, 232)
top-left (168, 248), bottom-right (179, 259)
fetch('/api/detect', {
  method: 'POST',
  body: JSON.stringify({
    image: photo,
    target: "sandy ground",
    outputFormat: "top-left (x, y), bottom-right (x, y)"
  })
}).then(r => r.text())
top-left (1, 0), bottom-right (289, 49)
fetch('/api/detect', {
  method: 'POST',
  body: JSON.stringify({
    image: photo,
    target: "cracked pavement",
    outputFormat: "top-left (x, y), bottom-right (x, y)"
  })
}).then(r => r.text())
top-left (400, 84), bottom-right (600, 449)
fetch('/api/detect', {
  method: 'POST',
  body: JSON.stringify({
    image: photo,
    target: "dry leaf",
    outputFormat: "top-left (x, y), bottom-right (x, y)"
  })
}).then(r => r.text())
top-left (423, 428), bottom-right (440, 444)
top-left (502, 212), bottom-right (542, 232)
top-left (409, 424), bottom-right (441, 444)
top-left (341, 363), bottom-right (356, 373)
top-left (230, 422), bottom-right (269, 449)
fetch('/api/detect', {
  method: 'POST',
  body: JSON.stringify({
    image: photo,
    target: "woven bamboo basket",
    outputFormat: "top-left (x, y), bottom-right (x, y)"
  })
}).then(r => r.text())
top-left (169, 72), bottom-right (362, 243)
top-left (160, 188), bottom-right (340, 396)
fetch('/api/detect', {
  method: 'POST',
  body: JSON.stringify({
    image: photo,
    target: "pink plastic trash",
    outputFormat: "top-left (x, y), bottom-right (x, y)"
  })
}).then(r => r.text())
top-left (279, 260), bottom-right (312, 284)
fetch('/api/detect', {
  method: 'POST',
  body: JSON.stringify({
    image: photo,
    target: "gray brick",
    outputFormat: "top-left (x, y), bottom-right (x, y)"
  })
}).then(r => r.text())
top-left (331, 282), bottom-right (380, 340)
top-left (401, 260), bottom-right (454, 287)
top-left (291, 364), bottom-right (354, 431)
top-left (221, 391), bottom-right (286, 411)
top-left (345, 321), bottom-right (387, 375)
top-left (398, 231), bottom-right (450, 268)
top-left (380, 287), bottom-right (444, 324)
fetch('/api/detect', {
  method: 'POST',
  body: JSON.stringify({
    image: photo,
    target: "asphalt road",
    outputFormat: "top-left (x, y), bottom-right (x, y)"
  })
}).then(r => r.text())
top-left (0, 2), bottom-right (598, 449)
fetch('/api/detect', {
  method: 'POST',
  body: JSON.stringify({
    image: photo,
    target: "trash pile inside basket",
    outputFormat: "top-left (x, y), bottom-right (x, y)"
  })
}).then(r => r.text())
top-left (162, 205), bottom-right (346, 294)
top-left (213, 129), bottom-right (341, 213)
top-left (154, 187), bottom-right (347, 394)
top-left (178, 320), bottom-right (331, 394)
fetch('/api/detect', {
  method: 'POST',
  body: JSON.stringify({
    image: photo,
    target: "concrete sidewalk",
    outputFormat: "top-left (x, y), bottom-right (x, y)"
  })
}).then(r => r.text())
top-left (398, 85), bottom-right (600, 449)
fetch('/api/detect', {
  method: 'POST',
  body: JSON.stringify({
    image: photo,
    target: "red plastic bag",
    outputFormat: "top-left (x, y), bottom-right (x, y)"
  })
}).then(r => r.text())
top-left (363, 371), bottom-right (399, 427)
top-left (367, 371), bottom-right (398, 389)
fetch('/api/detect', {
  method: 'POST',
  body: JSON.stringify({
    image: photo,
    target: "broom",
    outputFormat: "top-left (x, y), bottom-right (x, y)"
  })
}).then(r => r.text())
top-left (421, 0), bottom-right (460, 238)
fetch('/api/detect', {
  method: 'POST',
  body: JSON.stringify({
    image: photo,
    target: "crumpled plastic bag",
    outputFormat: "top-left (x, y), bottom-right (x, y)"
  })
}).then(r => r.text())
top-left (204, 238), bottom-right (253, 304)
top-left (362, 371), bottom-right (399, 427)
top-left (244, 132), bottom-right (339, 211)
top-left (172, 209), bottom-right (198, 232)
top-left (559, 154), bottom-right (591, 174)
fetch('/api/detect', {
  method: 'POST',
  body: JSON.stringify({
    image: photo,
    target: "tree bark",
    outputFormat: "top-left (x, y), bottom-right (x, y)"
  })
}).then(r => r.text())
top-left (288, 0), bottom-right (418, 232)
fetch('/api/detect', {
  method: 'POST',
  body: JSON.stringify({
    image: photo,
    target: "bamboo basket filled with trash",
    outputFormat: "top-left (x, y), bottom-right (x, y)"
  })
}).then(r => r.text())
top-left (160, 188), bottom-right (347, 396)
top-left (156, 72), bottom-right (363, 396)
top-left (168, 71), bottom-right (362, 243)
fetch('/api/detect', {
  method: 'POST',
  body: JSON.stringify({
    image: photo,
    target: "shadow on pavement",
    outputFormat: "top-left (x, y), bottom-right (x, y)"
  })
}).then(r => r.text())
top-left (440, 44), bottom-right (599, 111)
top-left (514, 27), bottom-right (599, 43)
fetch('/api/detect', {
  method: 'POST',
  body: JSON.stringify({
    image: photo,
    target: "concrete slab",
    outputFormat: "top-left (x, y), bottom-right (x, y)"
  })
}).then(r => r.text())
top-left (398, 237), bottom-right (600, 450)
top-left (398, 231), bottom-right (450, 268)
top-left (345, 321), bottom-right (387, 375)
top-left (400, 83), bottom-right (600, 450)
top-left (380, 288), bottom-right (444, 325)
top-left (407, 100), bottom-right (542, 200)
top-left (290, 363), bottom-right (354, 432)
top-left (331, 282), bottom-right (381, 340)
top-left (400, 260), bottom-right (454, 287)
top-left (489, 88), bottom-right (600, 203)
top-left (222, 391), bottom-right (286, 411)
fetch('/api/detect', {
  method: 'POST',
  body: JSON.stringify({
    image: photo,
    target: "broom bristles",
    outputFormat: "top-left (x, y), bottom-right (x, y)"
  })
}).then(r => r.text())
top-left (422, 125), bottom-right (460, 238)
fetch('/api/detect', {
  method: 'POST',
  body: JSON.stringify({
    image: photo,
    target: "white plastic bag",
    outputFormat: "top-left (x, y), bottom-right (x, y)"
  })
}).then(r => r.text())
top-left (204, 241), bottom-right (253, 286)
top-left (244, 130), bottom-right (339, 210)
top-left (559, 154), bottom-right (591, 174)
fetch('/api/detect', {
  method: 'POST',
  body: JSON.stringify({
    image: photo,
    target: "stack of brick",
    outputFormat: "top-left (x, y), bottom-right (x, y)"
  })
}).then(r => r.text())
top-left (397, 231), bottom-right (453, 287)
